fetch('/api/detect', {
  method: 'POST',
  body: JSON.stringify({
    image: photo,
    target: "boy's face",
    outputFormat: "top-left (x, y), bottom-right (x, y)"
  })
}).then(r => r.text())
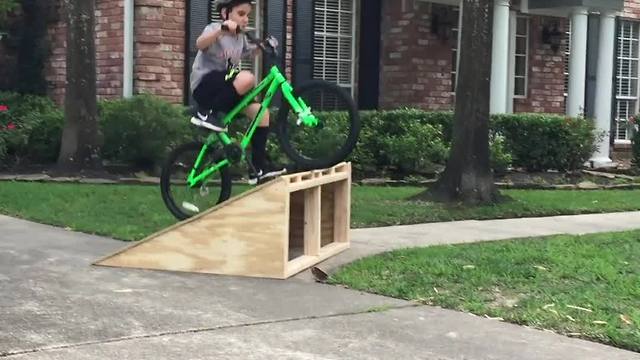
top-left (224, 3), bottom-right (251, 30)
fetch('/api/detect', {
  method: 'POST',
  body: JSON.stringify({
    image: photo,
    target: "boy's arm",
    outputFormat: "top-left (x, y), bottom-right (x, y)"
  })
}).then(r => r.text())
top-left (196, 24), bottom-right (224, 51)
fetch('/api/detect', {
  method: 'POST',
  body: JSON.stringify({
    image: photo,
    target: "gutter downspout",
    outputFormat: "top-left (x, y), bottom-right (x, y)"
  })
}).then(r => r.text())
top-left (123, 0), bottom-right (134, 98)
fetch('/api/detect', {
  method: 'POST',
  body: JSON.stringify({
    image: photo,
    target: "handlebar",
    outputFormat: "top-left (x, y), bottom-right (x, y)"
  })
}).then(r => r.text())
top-left (221, 24), bottom-right (279, 57)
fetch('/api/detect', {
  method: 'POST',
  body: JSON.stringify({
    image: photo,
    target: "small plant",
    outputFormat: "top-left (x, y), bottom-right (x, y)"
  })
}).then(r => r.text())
top-left (627, 115), bottom-right (640, 168)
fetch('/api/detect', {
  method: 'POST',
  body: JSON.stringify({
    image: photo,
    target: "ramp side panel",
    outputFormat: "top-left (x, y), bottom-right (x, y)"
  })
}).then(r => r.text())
top-left (97, 180), bottom-right (289, 278)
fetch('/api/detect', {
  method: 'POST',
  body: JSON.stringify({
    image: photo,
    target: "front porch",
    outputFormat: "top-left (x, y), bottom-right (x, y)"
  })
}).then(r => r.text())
top-left (420, 0), bottom-right (626, 167)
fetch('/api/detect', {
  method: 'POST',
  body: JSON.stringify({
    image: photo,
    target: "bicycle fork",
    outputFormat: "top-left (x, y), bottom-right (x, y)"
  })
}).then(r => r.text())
top-left (280, 80), bottom-right (318, 127)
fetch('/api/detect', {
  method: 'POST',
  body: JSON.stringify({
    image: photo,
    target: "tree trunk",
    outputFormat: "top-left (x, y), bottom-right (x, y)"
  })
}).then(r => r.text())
top-left (431, 0), bottom-right (497, 204)
top-left (57, 0), bottom-right (101, 171)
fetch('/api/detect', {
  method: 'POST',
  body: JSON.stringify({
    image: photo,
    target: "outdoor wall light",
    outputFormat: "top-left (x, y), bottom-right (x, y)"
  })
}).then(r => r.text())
top-left (542, 23), bottom-right (563, 53)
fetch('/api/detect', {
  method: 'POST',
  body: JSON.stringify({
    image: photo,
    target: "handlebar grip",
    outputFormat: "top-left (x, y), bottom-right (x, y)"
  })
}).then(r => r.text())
top-left (221, 24), bottom-right (241, 34)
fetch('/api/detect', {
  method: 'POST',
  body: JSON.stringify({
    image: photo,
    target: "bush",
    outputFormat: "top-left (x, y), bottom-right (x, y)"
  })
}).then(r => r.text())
top-left (625, 117), bottom-right (640, 168)
top-left (347, 109), bottom-right (454, 176)
top-left (98, 94), bottom-right (195, 170)
top-left (492, 113), bottom-right (597, 171)
top-left (0, 91), bottom-right (63, 166)
top-left (379, 121), bottom-right (448, 175)
top-left (489, 132), bottom-right (512, 174)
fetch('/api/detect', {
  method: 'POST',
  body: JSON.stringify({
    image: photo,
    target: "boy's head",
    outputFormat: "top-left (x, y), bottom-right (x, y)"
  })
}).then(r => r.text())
top-left (215, 0), bottom-right (253, 28)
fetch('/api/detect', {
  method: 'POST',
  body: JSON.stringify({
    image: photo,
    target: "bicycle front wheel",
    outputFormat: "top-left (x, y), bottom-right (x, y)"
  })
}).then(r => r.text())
top-left (277, 80), bottom-right (360, 170)
top-left (160, 141), bottom-right (232, 220)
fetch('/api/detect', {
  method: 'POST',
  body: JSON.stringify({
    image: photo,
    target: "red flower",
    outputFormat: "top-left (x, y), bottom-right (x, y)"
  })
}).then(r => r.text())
top-left (6, 122), bottom-right (15, 130)
top-left (0, 105), bottom-right (7, 112)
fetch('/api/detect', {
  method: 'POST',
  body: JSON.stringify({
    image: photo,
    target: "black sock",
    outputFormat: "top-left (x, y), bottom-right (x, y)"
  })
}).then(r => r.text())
top-left (251, 126), bottom-right (269, 171)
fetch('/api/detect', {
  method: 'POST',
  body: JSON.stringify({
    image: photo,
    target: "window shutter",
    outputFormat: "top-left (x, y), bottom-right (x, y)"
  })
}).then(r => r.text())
top-left (294, 0), bottom-right (314, 86)
top-left (186, 0), bottom-right (211, 104)
top-left (265, 0), bottom-right (286, 72)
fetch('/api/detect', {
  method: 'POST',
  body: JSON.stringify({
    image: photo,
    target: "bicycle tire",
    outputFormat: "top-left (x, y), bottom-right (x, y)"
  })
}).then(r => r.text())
top-left (276, 80), bottom-right (360, 170)
top-left (160, 141), bottom-right (232, 220)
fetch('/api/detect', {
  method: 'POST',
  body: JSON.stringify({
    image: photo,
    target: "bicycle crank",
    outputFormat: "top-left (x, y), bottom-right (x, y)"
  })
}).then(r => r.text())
top-left (224, 143), bottom-right (243, 163)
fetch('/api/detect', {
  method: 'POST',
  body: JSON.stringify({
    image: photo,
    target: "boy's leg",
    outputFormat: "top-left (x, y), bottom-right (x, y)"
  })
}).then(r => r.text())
top-left (191, 71), bottom-right (229, 132)
top-left (244, 102), bottom-right (286, 184)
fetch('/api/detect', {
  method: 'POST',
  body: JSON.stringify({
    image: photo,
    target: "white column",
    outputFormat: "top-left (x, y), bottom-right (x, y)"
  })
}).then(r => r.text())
top-left (490, 0), bottom-right (511, 114)
top-left (566, 7), bottom-right (589, 117)
top-left (590, 11), bottom-right (617, 167)
top-left (123, 0), bottom-right (134, 98)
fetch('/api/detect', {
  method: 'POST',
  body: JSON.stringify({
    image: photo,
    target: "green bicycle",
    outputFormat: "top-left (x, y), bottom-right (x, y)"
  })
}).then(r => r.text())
top-left (160, 32), bottom-right (360, 220)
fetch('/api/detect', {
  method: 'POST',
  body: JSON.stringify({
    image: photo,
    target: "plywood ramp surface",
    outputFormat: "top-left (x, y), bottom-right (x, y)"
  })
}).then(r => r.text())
top-left (95, 162), bottom-right (351, 279)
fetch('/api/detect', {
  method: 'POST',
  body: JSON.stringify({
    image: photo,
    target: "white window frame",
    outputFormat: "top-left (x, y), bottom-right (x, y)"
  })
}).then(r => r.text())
top-left (210, 0), bottom-right (262, 79)
top-left (564, 20), bottom-right (571, 111)
top-left (614, 19), bottom-right (640, 144)
top-left (508, 13), bottom-right (529, 108)
top-left (451, 6), bottom-right (462, 93)
top-left (312, 0), bottom-right (358, 96)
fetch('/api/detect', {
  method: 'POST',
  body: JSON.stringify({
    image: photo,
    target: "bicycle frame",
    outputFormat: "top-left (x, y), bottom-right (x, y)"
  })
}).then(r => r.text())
top-left (185, 65), bottom-right (318, 188)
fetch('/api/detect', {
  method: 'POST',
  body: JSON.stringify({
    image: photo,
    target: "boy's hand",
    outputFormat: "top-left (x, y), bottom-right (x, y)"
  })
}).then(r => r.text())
top-left (222, 20), bottom-right (238, 33)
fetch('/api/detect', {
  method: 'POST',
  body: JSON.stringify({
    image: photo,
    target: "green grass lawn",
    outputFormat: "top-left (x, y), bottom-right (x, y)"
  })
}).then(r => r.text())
top-left (330, 231), bottom-right (640, 352)
top-left (2, 181), bottom-right (640, 240)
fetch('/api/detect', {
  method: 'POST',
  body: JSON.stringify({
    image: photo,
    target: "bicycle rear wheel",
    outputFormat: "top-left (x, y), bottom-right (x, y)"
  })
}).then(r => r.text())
top-left (160, 141), bottom-right (232, 220)
top-left (276, 80), bottom-right (360, 170)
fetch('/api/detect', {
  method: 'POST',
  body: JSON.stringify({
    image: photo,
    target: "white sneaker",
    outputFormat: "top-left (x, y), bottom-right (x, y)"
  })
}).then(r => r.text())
top-left (190, 111), bottom-right (227, 132)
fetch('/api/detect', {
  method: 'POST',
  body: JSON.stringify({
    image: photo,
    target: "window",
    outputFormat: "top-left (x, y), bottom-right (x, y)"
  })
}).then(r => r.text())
top-left (513, 16), bottom-right (529, 98)
top-left (210, 0), bottom-right (262, 77)
top-left (312, 0), bottom-right (357, 95)
top-left (451, 7), bottom-right (460, 93)
top-left (564, 20), bottom-right (571, 104)
top-left (615, 20), bottom-right (640, 143)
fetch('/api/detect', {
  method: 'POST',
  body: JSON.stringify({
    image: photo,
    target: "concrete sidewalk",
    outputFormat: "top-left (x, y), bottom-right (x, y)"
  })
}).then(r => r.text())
top-left (1, 213), bottom-right (639, 359)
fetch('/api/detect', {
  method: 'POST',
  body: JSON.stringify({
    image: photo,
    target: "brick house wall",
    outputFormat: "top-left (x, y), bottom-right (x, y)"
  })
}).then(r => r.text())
top-left (377, 1), bottom-right (570, 114)
top-left (44, 0), bottom-right (185, 105)
top-left (378, 0), bottom-right (454, 111)
top-left (513, 16), bottom-right (568, 114)
top-left (135, 0), bottom-right (185, 103)
top-left (45, 1), bottom-right (67, 105)
top-left (623, 0), bottom-right (640, 19)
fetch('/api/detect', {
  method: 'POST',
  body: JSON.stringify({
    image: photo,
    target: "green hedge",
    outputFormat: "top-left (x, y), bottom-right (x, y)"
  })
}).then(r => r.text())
top-left (492, 113), bottom-right (598, 171)
top-left (0, 93), bottom-right (600, 175)
top-left (98, 94), bottom-right (195, 170)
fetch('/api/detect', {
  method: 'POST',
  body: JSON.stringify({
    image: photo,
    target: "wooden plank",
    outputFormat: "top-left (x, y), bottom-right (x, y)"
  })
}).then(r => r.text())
top-left (288, 190), bottom-right (305, 260)
top-left (333, 163), bottom-right (351, 243)
top-left (287, 172), bottom-right (349, 193)
top-left (284, 242), bottom-right (350, 278)
top-left (304, 186), bottom-right (321, 256)
top-left (96, 180), bottom-right (289, 279)
top-left (320, 184), bottom-right (335, 247)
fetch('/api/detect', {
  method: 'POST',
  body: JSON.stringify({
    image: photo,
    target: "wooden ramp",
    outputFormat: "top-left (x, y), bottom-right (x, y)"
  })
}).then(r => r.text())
top-left (94, 162), bottom-right (351, 279)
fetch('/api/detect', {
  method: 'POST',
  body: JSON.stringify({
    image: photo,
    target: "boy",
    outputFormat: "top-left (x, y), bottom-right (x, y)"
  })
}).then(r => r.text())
top-left (190, 0), bottom-right (286, 185)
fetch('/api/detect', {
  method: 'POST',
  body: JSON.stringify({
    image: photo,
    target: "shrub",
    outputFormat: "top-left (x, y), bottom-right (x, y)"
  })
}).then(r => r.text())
top-left (379, 121), bottom-right (448, 175)
top-left (98, 94), bottom-right (195, 170)
top-left (346, 110), bottom-right (454, 176)
top-left (492, 113), bottom-right (597, 171)
top-left (627, 116), bottom-right (640, 168)
top-left (0, 91), bottom-right (63, 166)
top-left (489, 132), bottom-right (512, 174)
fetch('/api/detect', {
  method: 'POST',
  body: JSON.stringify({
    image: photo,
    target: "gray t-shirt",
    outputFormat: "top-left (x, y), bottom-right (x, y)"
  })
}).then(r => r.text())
top-left (190, 22), bottom-right (257, 92)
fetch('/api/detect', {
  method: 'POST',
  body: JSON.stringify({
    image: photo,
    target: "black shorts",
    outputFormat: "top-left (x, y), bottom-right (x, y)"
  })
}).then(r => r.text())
top-left (192, 70), bottom-right (240, 112)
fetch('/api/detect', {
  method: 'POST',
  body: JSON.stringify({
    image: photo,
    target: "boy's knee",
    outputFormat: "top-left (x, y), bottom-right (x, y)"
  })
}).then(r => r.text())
top-left (234, 71), bottom-right (255, 93)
